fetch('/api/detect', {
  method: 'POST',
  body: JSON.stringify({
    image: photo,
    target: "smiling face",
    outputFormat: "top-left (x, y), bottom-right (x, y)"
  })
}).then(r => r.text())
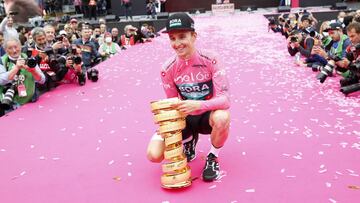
top-left (168, 30), bottom-right (197, 59)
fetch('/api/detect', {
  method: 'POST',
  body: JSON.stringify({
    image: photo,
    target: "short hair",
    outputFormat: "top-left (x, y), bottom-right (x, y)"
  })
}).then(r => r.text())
top-left (347, 22), bottom-right (360, 33)
top-left (3, 37), bottom-right (21, 50)
top-left (31, 27), bottom-right (46, 39)
top-left (43, 24), bottom-right (55, 31)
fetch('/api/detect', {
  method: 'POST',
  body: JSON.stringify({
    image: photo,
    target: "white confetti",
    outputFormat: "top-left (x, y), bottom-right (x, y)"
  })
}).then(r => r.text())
top-left (326, 182), bottom-right (332, 188)
top-left (281, 168), bottom-right (285, 173)
top-left (39, 156), bottom-right (46, 160)
top-left (245, 189), bottom-right (255, 193)
top-left (128, 172), bottom-right (132, 177)
top-left (108, 160), bottom-right (115, 165)
top-left (209, 185), bottom-right (216, 189)
top-left (286, 175), bottom-right (296, 178)
top-left (20, 171), bottom-right (26, 176)
top-left (1, 149), bottom-right (6, 152)
top-left (329, 198), bottom-right (337, 203)
top-left (123, 154), bottom-right (130, 157)
top-left (127, 162), bottom-right (132, 166)
top-left (319, 169), bottom-right (327, 174)
top-left (52, 157), bottom-right (60, 161)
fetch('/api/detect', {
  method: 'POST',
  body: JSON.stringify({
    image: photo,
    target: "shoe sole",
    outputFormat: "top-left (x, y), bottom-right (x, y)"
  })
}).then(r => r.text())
top-left (202, 172), bottom-right (219, 182)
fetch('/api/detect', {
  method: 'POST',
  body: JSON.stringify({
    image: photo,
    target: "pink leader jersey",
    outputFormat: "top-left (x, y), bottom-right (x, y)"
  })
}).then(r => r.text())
top-left (161, 50), bottom-right (230, 115)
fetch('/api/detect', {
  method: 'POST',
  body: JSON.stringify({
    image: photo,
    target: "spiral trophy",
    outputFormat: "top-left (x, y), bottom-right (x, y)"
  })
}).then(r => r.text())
top-left (150, 98), bottom-right (192, 189)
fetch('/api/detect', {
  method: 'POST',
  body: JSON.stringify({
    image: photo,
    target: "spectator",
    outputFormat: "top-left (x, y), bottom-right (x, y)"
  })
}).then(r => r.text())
top-left (73, 23), bottom-right (101, 73)
top-left (111, 27), bottom-right (119, 43)
top-left (0, 32), bottom-right (5, 57)
top-left (119, 24), bottom-right (137, 48)
top-left (74, 0), bottom-right (82, 14)
top-left (89, 0), bottom-right (97, 21)
top-left (17, 26), bottom-right (27, 45)
top-left (98, 32), bottom-right (121, 61)
top-left (44, 24), bottom-right (56, 45)
top-left (146, 0), bottom-right (157, 19)
top-left (121, 0), bottom-right (133, 21)
top-left (0, 16), bottom-right (19, 40)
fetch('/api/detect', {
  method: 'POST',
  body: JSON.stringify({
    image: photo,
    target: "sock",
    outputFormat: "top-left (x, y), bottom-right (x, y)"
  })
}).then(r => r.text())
top-left (182, 135), bottom-right (193, 143)
top-left (208, 145), bottom-right (221, 157)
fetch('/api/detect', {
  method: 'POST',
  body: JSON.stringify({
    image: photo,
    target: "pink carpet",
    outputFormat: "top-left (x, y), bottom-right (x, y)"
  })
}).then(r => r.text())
top-left (1, 14), bottom-right (359, 203)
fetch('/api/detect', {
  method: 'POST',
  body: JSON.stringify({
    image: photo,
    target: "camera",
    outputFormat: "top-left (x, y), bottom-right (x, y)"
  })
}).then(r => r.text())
top-left (1, 84), bottom-right (16, 110)
top-left (328, 54), bottom-right (342, 62)
top-left (290, 36), bottom-right (298, 43)
top-left (268, 17), bottom-right (276, 26)
top-left (311, 64), bottom-right (322, 72)
top-left (27, 57), bottom-right (38, 68)
top-left (55, 35), bottom-right (64, 42)
top-left (87, 68), bottom-right (99, 82)
top-left (316, 63), bottom-right (335, 83)
top-left (25, 49), bottom-right (39, 68)
top-left (77, 72), bottom-right (86, 86)
top-left (339, 61), bottom-right (360, 95)
top-left (340, 83), bottom-right (360, 95)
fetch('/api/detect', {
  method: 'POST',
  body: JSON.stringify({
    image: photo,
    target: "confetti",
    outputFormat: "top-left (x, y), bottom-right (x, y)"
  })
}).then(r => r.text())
top-left (245, 189), bottom-right (255, 193)
top-left (329, 198), bottom-right (337, 203)
top-left (209, 185), bottom-right (216, 189)
top-left (108, 160), bottom-right (115, 165)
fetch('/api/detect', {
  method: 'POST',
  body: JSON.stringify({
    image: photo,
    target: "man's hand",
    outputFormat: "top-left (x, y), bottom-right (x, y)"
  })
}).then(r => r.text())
top-left (335, 58), bottom-right (350, 69)
top-left (16, 58), bottom-right (26, 69)
top-left (171, 100), bottom-right (202, 115)
top-left (52, 41), bottom-right (63, 50)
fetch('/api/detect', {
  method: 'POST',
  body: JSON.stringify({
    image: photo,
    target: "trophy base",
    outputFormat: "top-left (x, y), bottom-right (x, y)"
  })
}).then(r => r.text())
top-left (161, 180), bottom-right (192, 189)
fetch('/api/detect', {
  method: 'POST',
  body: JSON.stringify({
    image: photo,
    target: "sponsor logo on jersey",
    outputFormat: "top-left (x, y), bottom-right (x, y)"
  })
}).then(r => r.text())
top-left (176, 80), bottom-right (213, 100)
top-left (174, 72), bottom-right (211, 83)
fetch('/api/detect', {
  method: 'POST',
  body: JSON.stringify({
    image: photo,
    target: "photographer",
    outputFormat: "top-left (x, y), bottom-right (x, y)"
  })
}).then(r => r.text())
top-left (73, 23), bottom-right (101, 82)
top-left (287, 30), bottom-right (315, 58)
top-left (338, 22), bottom-right (360, 95)
top-left (312, 23), bottom-right (351, 74)
top-left (268, 17), bottom-right (282, 33)
top-left (60, 44), bottom-right (86, 86)
top-left (0, 37), bottom-right (45, 116)
top-left (23, 27), bottom-right (68, 91)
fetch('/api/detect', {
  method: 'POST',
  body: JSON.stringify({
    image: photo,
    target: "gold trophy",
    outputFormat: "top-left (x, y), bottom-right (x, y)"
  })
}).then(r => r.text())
top-left (150, 98), bottom-right (192, 189)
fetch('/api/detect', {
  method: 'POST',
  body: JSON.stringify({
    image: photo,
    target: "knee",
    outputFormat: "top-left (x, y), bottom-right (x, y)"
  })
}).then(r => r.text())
top-left (211, 110), bottom-right (230, 130)
top-left (147, 145), bottom-right (164, 163)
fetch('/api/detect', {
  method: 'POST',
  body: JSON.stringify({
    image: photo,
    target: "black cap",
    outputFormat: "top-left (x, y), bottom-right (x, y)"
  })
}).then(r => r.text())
top-left (325, 22), bottom-right (343, 31)
top-left (301, 15), bottom-right (311, 23)
top-left (164, 13), bottom-right (195, 33)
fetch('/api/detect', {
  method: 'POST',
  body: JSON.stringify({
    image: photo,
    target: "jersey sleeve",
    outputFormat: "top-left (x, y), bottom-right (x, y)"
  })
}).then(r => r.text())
top-left (198, 52), bottom-right (230, 112)
top-left (160, 56), bottom-right (179, 98)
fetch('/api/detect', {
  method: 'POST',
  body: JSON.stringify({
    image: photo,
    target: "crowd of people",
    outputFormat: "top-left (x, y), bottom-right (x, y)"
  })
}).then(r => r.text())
top-left (0, 14), bottom-right (160, 117)
top-left (41, 0), bottom-right (165, 21)
top-left (268, 9), bottom-right (360, 96)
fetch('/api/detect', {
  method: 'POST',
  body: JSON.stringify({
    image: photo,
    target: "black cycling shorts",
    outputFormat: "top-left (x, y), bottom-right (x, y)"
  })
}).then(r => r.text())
top-left (182, 111), bottom-right (212, 140)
